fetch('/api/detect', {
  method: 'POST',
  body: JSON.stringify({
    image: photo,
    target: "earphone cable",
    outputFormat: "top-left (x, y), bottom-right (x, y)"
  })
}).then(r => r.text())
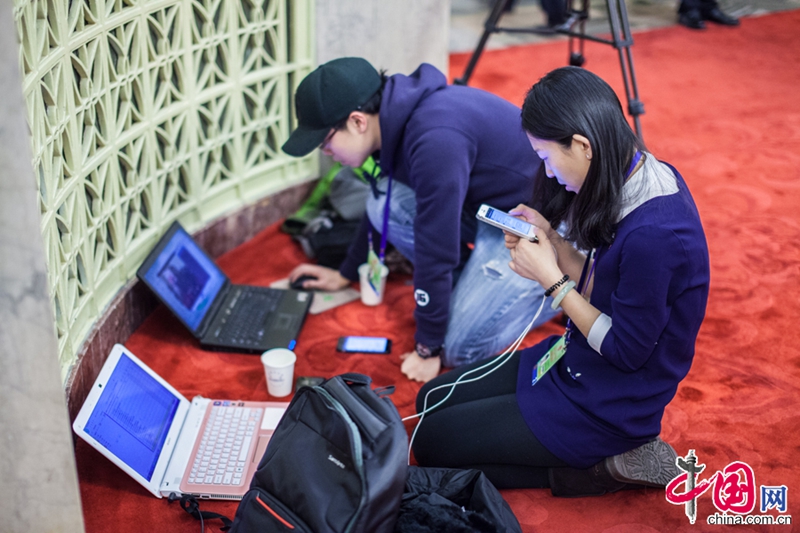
top-left (404, 295), bottom-right (546, 462)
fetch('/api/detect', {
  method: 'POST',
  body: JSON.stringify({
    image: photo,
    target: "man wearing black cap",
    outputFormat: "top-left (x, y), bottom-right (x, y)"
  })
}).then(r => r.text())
top-left (285, 57), bottom-right (558, 383)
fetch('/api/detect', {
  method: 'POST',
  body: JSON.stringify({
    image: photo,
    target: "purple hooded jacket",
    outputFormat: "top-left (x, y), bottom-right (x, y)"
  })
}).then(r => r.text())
top-left (339, 64), bottom-right (542, 348)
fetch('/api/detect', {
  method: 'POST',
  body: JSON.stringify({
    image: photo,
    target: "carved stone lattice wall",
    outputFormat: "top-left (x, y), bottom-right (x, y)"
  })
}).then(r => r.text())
top-left (12, 0), bottom-right (316, 379)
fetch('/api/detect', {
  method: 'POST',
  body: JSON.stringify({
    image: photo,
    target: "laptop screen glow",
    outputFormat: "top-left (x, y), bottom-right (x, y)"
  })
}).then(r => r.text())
top-left (141, 227), bottom-right (226, 331)
top-left (83, 352), bottom-right (181, 481)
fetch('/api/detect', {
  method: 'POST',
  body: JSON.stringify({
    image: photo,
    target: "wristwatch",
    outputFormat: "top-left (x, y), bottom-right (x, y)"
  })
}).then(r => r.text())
top-left (415, 342), bottom-right (444, 359)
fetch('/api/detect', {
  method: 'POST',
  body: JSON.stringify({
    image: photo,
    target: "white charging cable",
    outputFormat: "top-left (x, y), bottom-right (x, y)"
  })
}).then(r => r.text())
top-left (403, 295), bottom-right (547, 462)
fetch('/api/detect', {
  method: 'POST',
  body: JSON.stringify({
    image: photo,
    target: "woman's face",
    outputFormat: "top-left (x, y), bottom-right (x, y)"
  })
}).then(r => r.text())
top-left (527, 134), bottom-right (592, 193)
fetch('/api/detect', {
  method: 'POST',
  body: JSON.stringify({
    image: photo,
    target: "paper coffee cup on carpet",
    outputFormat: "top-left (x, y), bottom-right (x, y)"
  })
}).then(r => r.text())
top-left (358, 263), bottom-right (389, 306)
top-left (261, 348), bottom-right (296, 397)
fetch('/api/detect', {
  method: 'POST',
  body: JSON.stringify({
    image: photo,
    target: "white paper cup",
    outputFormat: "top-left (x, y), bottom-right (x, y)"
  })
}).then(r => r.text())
top-left (358, 263), bottom-right (389, 306)
top-left (260, 348), bottom-right (297, 397)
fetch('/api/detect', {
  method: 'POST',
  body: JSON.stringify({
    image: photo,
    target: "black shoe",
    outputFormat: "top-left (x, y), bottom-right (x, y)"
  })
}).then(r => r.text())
top-left (548, 437), bottom-right (680, 498)
top-left (549, 463), bottom-right (628, 498)
top-left (679, 8), bottom-right (706, 30)
top-left (605, 437), bottom-right (680, 488)
top-left (384, 247), bottom-right (413, 275)
top-left (703, 7), bottom-right (740, 26)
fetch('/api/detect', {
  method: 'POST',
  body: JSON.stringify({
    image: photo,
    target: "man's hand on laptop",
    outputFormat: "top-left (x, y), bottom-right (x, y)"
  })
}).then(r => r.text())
top-left (289, 264), bottom-right (350, 291)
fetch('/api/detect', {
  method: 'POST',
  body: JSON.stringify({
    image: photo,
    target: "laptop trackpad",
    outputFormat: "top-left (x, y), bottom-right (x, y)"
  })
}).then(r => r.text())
top-left (273, 313), bottom-right (296, 330)
top-left (254, 435), bottom-right (272, 464)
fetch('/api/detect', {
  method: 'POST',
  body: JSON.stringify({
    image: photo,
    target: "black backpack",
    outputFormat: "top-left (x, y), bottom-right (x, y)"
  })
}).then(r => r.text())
top-left (229, 373), bottom-right (408, 533)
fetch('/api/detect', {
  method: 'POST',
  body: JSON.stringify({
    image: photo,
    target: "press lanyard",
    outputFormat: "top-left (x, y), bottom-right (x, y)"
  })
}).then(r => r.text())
top-left (531, 151), bottom-right (641, 385)
top-left (366, 166), bottom-right (390, 294)
top-left (367, 175), bottom-right (392, 264)
top-left (626, 151), bottom-right (642, 181)
top-left (564, 249), bottom-right (597, 345)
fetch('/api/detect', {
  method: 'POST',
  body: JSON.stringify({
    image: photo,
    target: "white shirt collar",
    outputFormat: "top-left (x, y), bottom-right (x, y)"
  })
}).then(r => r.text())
top-left (618, 152), bottom-right (679, 221)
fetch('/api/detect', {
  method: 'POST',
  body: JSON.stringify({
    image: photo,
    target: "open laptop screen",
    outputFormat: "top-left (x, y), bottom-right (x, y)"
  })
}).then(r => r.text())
top-left (140, 225), bottom-right (227, 331)
top-left (82, 352), bottom-right (181, 481)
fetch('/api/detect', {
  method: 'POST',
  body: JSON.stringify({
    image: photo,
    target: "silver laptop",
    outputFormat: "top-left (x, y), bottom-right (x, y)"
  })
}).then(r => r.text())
top-left (73, 344), bottom-right (288, 500)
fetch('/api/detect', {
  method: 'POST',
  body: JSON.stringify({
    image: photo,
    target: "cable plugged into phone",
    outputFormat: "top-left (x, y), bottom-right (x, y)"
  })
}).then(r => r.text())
top-left (403, 294), bottom-right (547, 463)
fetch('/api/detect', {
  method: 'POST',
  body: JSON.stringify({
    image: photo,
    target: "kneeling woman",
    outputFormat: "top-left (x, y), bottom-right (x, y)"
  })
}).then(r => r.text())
top-left (411, 67), bottom-right (710, 494)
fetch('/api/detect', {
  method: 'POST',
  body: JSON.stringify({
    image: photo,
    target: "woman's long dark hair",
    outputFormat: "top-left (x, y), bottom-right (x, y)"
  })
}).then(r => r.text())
top-left (522, 67), bottom-right (646, 250)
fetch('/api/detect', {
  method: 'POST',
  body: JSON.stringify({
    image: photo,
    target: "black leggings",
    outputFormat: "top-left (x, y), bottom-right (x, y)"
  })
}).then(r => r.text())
top-left (411, 351), bottom-right (568, 489)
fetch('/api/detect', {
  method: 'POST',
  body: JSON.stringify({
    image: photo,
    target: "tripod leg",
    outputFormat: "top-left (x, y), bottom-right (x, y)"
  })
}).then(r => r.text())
top-left (605, 0), bottom-right (645, 138)
top-left (567, 0), bottom-right (588, 67)
top-left (454, 0), bottom-right (510, 85)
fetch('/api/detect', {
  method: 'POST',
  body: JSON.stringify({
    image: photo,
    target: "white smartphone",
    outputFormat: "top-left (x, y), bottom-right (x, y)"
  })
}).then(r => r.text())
top-left (476, 204), bottom-right (538, 241)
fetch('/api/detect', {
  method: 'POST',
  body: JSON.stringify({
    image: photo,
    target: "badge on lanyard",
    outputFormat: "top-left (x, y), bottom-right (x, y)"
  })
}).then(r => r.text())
top-left (366, 249), bottom-right (384, 295)
top-left (531, 335), bottom-right (567, 385)
top-left (530, 248), bottom-right (600, 386)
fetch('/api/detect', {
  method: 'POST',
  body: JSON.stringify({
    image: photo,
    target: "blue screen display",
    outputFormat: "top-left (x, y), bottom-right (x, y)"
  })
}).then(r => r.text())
top-left (343, 336), bottom-right (389, 352)
top-left (83, 353), bottom-right (181, 481)
top-left (486, 208), bottom-right (533, 234)
top-left (142, 227), bottom-right (226, 331)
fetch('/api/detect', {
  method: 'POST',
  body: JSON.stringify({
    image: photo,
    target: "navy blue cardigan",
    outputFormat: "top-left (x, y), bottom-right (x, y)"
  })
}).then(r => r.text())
top-left (516, 167), bottom-right (710, 468)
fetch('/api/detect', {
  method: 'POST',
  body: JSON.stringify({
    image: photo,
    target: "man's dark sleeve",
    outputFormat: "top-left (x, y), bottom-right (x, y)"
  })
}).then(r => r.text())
top-left (407, 128), bottom-right (474, 348)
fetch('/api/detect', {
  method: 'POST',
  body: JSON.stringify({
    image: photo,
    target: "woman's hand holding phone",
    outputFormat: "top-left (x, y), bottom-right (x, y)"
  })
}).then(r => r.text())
top-left (504, 205), bottom-right (552, 246)
top-left (508, 229), bottom-right (563, 288)
top-left (502, 205), bottom-right (563, 287)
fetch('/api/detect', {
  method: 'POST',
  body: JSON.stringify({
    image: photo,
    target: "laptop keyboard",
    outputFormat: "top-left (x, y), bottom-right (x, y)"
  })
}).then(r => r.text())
top-left (214, 287), bottom-right (282, 347)
top-left (188, 405), bottom-right (263, 486)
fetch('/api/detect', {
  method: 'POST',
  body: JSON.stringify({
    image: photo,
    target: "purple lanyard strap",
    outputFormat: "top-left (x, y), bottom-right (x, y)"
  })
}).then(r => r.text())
top-left (367, 175), bottom-right (392, 263)
top-left (626, 151), bottom-right (642, 179)
top-left (565, 150), bottom-right (640, 342)
top-left (379, 177), bottom-right (392, 262)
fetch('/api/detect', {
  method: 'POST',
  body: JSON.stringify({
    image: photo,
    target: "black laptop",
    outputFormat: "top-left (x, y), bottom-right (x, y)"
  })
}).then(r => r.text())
top-left (137, 222), bottom-right (311, 353)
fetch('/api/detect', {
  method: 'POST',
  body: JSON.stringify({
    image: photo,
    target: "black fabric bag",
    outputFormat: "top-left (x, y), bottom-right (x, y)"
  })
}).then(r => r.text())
top-left (394, 466), bottom-right (522, 533)
top-left (295, 215), bottom-right (362, 269)
top-left (229, 373), bottom-right (408, 533)
top-left (282, 162), bottom-right (374, 270)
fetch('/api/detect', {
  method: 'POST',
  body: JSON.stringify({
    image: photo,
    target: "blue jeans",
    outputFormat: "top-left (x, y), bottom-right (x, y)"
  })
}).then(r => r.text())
top-left (367, 180), bottom-right (559, 367)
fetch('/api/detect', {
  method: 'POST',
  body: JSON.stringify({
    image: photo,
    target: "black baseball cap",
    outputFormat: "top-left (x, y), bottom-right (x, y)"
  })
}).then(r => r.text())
top-left (281, 57), bottom-right (382, 157)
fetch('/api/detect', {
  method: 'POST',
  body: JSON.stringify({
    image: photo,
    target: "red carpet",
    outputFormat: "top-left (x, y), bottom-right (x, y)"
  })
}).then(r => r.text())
top-left (76, 11), bottom-right (800, 533)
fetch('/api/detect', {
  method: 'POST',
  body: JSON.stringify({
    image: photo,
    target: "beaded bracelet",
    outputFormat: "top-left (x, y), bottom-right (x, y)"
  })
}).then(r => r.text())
top-left (550, 281), bottom-right (577, 310)
top-left (544, 275), bottom-right (570, 297)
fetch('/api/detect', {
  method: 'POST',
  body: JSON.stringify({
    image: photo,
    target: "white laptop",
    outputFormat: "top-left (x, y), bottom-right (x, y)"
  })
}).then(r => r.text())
top-left (73, 344), bottom-right (288, 500)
